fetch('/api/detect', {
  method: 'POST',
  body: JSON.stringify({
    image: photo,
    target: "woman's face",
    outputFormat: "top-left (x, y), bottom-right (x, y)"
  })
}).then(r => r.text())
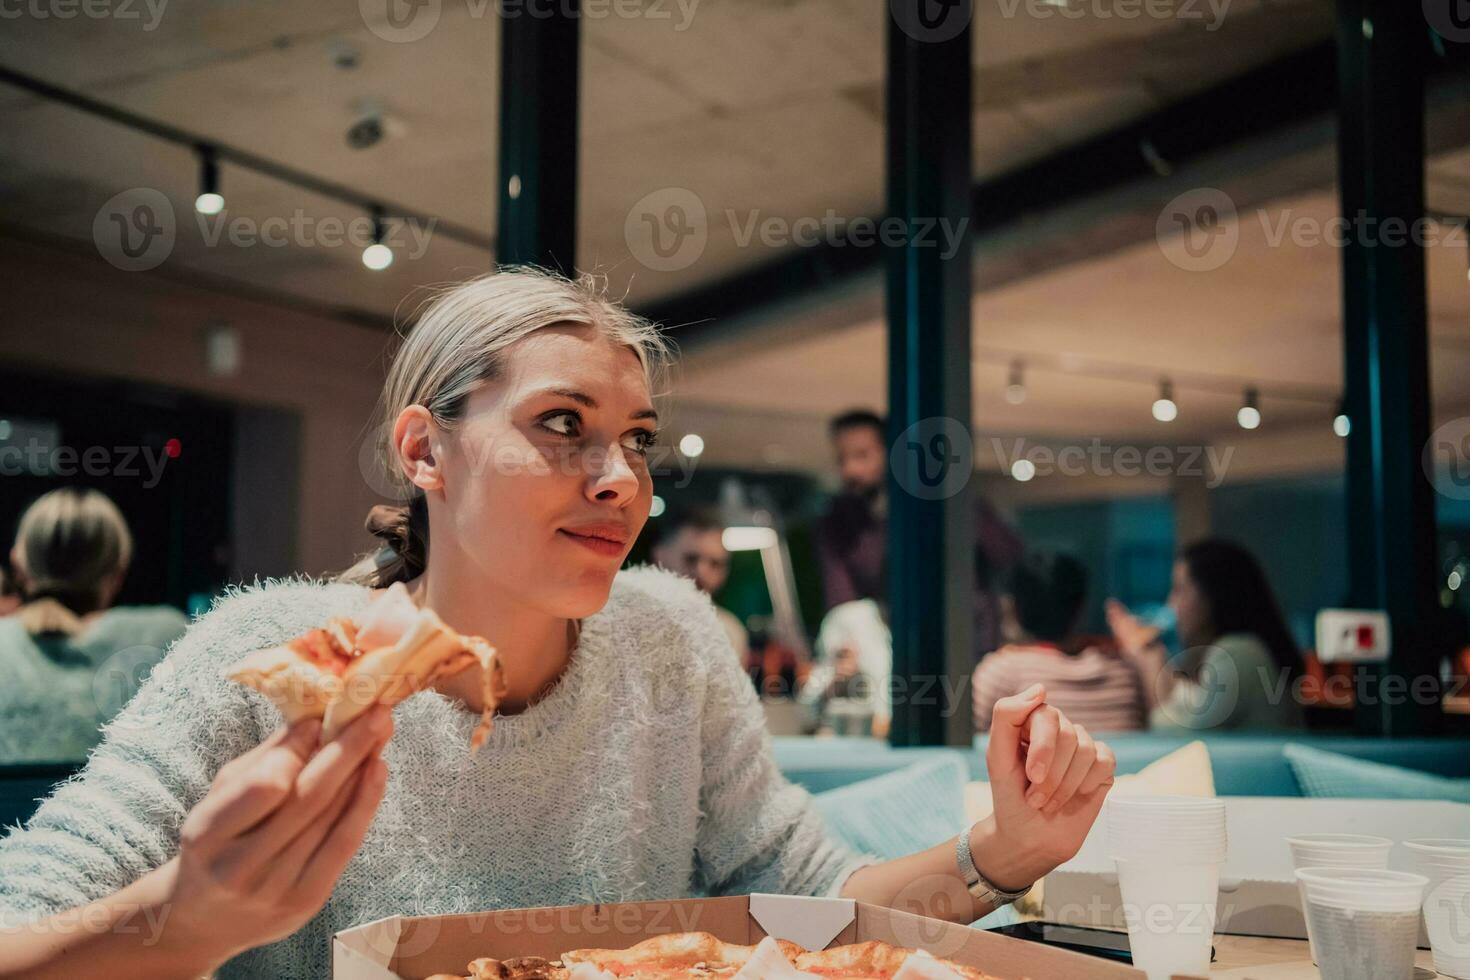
top-left (408, 323), bottom-right (657, 619)
top-left (1167, 558), bottom-right (1213, 647)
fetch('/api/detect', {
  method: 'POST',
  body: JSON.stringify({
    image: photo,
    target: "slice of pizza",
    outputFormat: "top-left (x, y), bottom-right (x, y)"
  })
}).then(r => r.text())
top-left (225, 582), bottom-right (507, 752)
top-left (561, 931), bottom-right (806, 975)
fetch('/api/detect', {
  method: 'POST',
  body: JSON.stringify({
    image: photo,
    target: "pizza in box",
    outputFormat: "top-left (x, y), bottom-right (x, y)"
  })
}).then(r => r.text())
top-left (423, 930), bottom-right (1001, 979)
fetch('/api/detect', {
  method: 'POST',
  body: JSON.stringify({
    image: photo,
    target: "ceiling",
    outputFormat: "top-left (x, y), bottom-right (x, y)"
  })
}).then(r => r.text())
top-left (0, 0), bottom-right (1331, 317)
top-left (8, 0), bottom-right (1464, 486)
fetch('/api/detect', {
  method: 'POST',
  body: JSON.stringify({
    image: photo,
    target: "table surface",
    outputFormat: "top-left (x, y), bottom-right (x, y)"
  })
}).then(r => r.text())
top-left (1210, 935), bottom-right (1439, 978)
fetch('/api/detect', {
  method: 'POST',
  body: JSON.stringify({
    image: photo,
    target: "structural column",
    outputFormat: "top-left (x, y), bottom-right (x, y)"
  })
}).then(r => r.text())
top-left (497, 3), bottom-right (579, 271)
top-left (885, 2), bottom-right (976, 746)
top-left (1336, 0), bottom-right (1439, 734)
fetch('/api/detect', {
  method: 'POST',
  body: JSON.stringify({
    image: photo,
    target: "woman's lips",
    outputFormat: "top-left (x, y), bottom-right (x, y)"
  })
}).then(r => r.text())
top-left (558, 526), bottom-right (628, 558)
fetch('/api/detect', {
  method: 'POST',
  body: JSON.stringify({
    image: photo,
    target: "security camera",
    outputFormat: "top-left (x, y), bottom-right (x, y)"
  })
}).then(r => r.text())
top-left (347, 112), bottom-right (384, 150)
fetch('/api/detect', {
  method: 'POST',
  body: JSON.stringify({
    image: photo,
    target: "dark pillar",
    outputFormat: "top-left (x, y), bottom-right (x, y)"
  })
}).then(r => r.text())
top-left (1336, 0), bottom-right (1439, 734)
top-left (496, 2), bottom-right (579, 272)
top-left (884, 2), bottom-right (975, 747)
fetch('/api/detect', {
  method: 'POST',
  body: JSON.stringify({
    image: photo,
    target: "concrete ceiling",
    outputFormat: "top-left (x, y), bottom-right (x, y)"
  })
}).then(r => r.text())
top-left (11, 0), bottom-right (1462, 488)
top-left (0, 0), bottom-right (1331, 315)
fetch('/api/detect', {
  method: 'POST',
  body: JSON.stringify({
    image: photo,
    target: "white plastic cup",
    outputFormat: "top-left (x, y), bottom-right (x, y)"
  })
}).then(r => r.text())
top-left (1284, 834), bottom-right (1393, 964)
top-left (1286, 834), bottom-right (1393, 870)
top-left (1406, 841), bottom-right (1470, 979)
top-left (1296, 867), bottom-right (1428, 980)
top-left (1108, 797), bottom-right (1227, 980)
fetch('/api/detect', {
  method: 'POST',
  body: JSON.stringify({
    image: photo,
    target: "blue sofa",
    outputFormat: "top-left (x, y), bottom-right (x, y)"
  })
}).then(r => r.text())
top-left (772, 734), bottom-right (1470, 797)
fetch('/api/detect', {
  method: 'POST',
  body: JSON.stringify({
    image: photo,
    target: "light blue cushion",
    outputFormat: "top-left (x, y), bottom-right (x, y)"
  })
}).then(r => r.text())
top-left (1283, 743), bottom-right (1470, 802)
top-left (812, 754), bottom-right (967, 859)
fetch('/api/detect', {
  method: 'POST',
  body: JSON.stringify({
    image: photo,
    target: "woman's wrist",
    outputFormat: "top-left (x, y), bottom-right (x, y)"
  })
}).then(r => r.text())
top-left (121, 859), bottom-right (229, 977)
top-left (967, 816), bottom-right (1046, 894)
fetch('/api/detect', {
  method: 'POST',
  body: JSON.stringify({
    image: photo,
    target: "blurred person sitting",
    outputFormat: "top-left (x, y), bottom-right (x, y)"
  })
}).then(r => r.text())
top-left (0, 488), bottom-right (188, 763)
top-left (0, 564), bottom-right (20, 617)
top-left (1108, 537), bottom-right (1303, 732)
top-left (815, 408), bottom-right (1022, 660)
top-left (973, 552), bottom-right (1147, 733)
top-left (649, 504), bottom-right (748, 663)
top-left (799, 596), bottom-right (892, 737)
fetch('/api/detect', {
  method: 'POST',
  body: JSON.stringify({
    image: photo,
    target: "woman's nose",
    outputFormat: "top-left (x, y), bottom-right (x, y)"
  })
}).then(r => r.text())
top-left (586, 443), bottom-right (639, 504)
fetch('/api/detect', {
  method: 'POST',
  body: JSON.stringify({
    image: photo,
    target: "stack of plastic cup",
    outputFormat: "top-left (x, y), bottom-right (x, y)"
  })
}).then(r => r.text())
top-left (1285, 833), bottom-right (1393, 870)
top-left (1285, 833), bottom-right (1393, 964)
top-left (1107, 796), bottom-right (1228, 980)
top-left (1404, 839), bottom-right (1470, 979)
top-left (1295, 868), bottom-right (1428, 980)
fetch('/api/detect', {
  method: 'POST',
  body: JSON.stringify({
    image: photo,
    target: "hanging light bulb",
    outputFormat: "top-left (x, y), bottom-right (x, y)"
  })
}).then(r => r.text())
top-left (1005, 360), bottom-right (1027, 405)
top-left (1237, 387), bottom-right (1261, 430)
top-left (1333, 400), bottom-right (1351, 438)
top-left (194, 146), bottom-right (224, 216)
top-left (362, 206), bottom-right (393, 271)
top-left (1152, 379), bottom-right (1178, 422)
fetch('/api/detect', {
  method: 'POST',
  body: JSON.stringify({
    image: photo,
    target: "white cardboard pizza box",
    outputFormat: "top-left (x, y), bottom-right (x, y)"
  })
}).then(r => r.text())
top-left (331, 894), bottom-right (1145, 979)
top-left (1043, 796), bottom-right (1470, 946)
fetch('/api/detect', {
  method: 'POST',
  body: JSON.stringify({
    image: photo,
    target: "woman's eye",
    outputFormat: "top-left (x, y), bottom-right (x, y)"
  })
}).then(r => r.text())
top-left (540, 411), bottom-right (581, 438)
top-left (622, 430), bottom-right (658, 456)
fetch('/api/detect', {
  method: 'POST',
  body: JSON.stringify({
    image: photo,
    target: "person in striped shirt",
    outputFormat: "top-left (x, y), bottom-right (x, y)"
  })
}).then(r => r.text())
top-left (973, 552), bottom-right (1147, 734)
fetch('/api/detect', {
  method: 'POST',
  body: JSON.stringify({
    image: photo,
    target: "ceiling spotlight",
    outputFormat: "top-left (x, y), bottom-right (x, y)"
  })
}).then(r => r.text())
top-left (678, 433), bottom-right (705, 458)
top-left (1005, 360), bottom-right (1027, 405)
top-left (362, 206), bottom-right (393, 271)
top-left (194, 146), bottom-right (224, 216)
top-left (1333, 401), bottom-right (1351, 438)
top-left (1152, 379), bottom-right (1178, 423)
top-left (649, 495), bottom-right (666, 518)
top-left (1237, 387), bottom-right (1261, 430)
top-left (1010, 458), bottom-right (1036, 482)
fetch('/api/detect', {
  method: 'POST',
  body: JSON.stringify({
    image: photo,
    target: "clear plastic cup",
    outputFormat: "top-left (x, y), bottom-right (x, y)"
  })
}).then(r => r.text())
top-left (1108, 797), bottom-right (1227, 980)
top-left (1296, 867), bottom-right (1428, 980)
top-left (1405, 841), bottom-right (1470, 979)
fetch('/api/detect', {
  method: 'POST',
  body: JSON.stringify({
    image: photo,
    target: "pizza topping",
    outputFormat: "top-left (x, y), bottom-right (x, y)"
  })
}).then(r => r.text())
top-left (891, 950), bottom-right (970, 980)
top-left (731, 937), bottom-right (821, 980)
top-left (286, 628), bottom-right (356, 676)
top-left (441, 932), bottom-right (997, 980)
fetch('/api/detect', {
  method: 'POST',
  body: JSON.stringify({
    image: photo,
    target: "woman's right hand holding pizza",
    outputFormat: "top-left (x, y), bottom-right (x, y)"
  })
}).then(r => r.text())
top-left (0, 692), bottom-right (393, 979)
top-left (155, 704), bottom-right (393, 969)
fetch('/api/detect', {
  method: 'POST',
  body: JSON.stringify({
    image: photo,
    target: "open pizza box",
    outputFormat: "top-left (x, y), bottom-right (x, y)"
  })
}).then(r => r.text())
top-left (1043, 796), bottom-right (1470, 947)
top-left (333, 894), bottom-right (1144, 979)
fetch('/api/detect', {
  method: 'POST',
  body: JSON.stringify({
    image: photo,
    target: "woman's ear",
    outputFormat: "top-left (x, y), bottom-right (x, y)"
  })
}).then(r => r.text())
top-left (393, 406), bottom-right (443, 493)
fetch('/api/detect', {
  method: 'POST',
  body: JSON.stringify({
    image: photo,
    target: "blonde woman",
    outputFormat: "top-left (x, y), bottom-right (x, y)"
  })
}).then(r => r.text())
top-left (0, 488), bottom-right (187, 763)
top-left (0, 269), bottom-right (1114, 979)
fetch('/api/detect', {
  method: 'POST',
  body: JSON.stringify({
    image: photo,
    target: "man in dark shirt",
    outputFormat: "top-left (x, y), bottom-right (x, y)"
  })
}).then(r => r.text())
top-left (815, 409), bottom-right (1024, 661)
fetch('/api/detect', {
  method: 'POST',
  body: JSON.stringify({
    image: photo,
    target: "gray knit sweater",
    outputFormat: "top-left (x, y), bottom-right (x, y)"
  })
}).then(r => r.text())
top-left (0, 566), bottom-right (865, 978)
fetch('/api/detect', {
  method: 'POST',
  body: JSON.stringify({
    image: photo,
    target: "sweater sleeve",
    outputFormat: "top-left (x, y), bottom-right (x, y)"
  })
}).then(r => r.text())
top-left (0, 590), bottom-right (274, 928)
top-left (691, 603), bottom-right (872, 899)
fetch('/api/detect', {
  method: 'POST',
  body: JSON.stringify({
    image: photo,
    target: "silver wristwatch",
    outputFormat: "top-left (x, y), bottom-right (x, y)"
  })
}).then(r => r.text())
top-left (955, 822), bottom-right (1032, 907)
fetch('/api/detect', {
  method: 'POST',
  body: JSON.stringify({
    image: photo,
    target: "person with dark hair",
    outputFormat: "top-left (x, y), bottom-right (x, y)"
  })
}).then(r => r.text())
top-left (649, 505), bottom-right (747, 661)
top-left (1107, 537), bottom-right (1303, 732)
top-left (0, 488), bottom-right (187, 763)
top-left (973, 552), bottom-right (1147, 733)
top-left (815, 408), bottom-right (1022, 660)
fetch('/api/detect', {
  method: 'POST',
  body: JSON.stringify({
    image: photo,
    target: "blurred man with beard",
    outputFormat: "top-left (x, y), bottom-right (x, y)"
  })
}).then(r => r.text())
top-left (815, 409), bottom-right (1023, 662)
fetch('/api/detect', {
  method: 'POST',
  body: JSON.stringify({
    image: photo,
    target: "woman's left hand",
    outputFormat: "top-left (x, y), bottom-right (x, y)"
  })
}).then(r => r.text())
top-left (973, 684), bottom-right (1115, 892)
